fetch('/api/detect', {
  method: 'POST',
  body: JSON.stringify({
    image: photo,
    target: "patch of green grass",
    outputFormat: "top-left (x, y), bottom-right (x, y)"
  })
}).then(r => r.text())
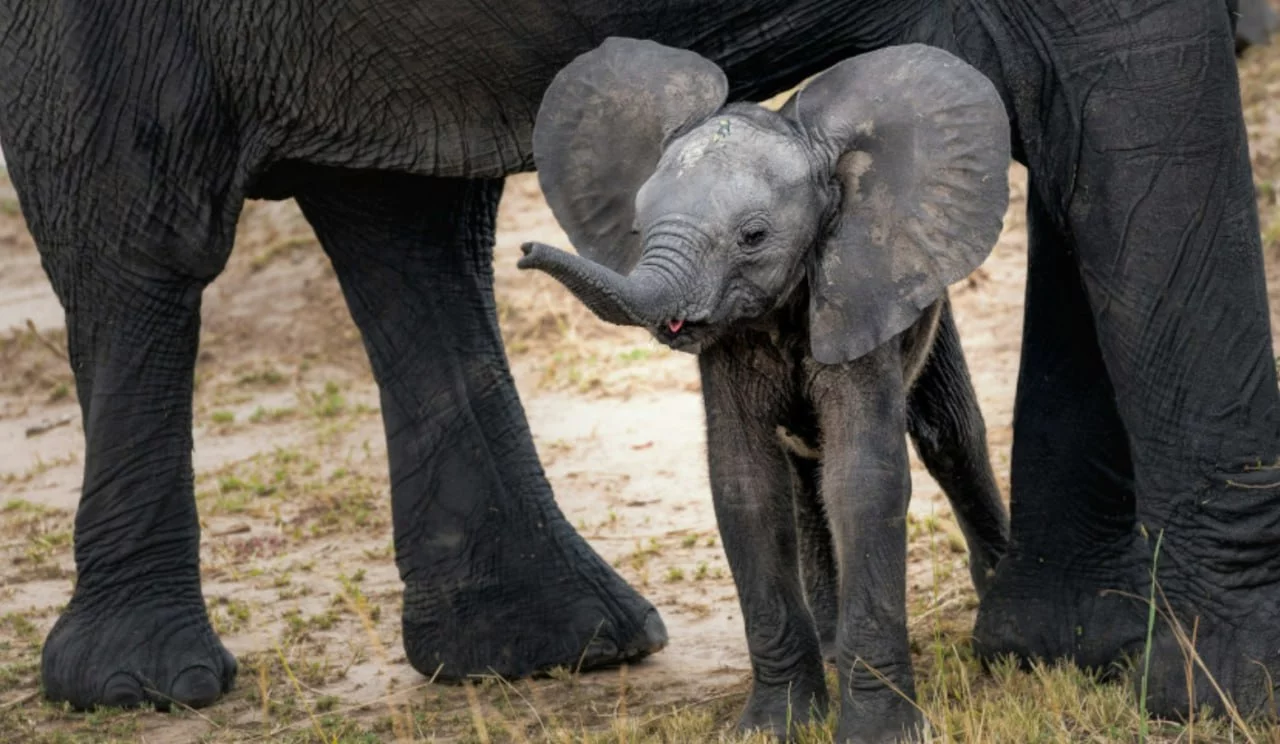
top-left (249, 404), bottom-right (298, 423)
top-left (1, 611), bottom-right (41, 645)
top-left (209, 596), bottom-right (253, 635)
top-left (217, 473), bottom-right (277, 497)
top-left (281, 607), bottom-right (341, 643)
top-left (22, 529), bottom-right (71, 565)
top-left (2, 498), bottom-right (50, 515)
top-left (315, 695), bottom-right (340, 713)
top-left (249, 235), bottom-right (315, 272)
top-left (618, 348), bottom-right (653, 363)
top-left (211, 409), bottom-right (236, 425)
top-left (363, 541), bottom-right (394, 561)
top-left (620, 538), bottom-right (664, 573)
top-left (207, 470), bottom-right (279, 516)
top-left (236, 365), bottom-right (287, 387)
top-left (310, 381), bottom-right (346, 418)
top-left (1, 454), bottom-right (78, 486)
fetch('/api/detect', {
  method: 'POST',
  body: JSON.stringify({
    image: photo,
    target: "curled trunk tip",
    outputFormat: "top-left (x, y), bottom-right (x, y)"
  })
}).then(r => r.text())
top-left (517, 241), bottom-right (681, 329)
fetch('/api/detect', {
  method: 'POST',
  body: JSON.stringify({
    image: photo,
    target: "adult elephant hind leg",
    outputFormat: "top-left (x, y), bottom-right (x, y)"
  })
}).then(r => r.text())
top-left (904, 299), bottom-right (1008, 599)
top-left (1046, 4), bottom-right (1280, 718)
top-left (970, 183), bottom-right (1149, 674)
top-left (33, 243), bottom-right (236, 710)
top-left (293, 170), bottom-right (665, 682)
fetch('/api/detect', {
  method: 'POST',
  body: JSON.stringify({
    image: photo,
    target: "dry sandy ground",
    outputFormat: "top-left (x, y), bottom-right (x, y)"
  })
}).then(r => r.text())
top-left (2, 34), bottom-right (1280, 744)
top-left (0, 157), bottom-right (1024, 742)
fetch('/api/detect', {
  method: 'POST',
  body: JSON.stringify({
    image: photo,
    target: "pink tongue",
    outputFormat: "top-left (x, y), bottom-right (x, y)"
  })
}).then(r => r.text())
top-left (667, 319), bottom-right (684, 333)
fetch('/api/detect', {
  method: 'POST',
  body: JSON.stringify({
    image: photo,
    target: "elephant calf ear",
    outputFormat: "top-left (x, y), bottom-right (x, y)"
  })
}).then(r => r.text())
top-left (793, 44), bottom-right (1011, 365)
top-left (533, 37), bottom-right (729, 275)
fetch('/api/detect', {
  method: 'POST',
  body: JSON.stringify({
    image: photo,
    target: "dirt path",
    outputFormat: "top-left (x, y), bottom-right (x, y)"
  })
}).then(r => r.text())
top-left (1, 36), bottom-right (1280, 742)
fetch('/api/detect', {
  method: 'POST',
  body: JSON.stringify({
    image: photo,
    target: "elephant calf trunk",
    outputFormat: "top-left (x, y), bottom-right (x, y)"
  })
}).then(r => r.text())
top-left (518, 241), bottom-right (678, 328)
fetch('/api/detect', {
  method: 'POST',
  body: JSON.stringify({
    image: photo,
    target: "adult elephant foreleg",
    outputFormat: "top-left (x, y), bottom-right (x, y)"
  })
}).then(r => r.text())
top-left (293, 169), bottom-right (666, 681)
top-left (38, 256), bottom-right (236, 710)
top-left (987, 2), bottom-right (1280, 717)
top-left (1075, 42), bottom-right (1280, 717)
top-left (972, 183), bottom-right (1150, 672)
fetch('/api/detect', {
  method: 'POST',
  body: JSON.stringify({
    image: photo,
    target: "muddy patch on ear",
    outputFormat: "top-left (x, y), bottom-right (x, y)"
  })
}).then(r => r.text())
top-left (837, 150), bottom-right (874, 201)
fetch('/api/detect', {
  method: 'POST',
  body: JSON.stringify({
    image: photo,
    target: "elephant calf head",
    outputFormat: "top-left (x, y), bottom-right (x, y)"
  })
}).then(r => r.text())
top-left (519, 37), bottom-right (1010, 364)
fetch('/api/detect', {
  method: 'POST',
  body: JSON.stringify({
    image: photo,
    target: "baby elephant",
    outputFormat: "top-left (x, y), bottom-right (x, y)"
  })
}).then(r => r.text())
top-left (519, 38), bottom-right (1011, 743)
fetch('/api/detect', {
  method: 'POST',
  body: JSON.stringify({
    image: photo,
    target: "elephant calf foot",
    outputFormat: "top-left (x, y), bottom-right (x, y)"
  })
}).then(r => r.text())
top-left (42, 588), bottom-right (237, 710)
top-left (400, 545), bottom-right (667, 681)
top-left (972, 534), bottom-right (1150, 673)
top-left (737, 670), bottom-right (831, 741)
top-left (835, 690), bottom-right (924, 744)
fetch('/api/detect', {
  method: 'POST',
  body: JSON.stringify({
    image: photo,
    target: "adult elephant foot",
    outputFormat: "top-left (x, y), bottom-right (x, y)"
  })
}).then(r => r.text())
top-left (975, 519), bottom-right (1280, 720)
top-left (42, 587), bottom-right (236, 710)
top-left (1129, 469), bottom-right (1280, 719)
top-left (973, 470), bottom-right (1280, 720)
top-left (26, 248), bottom-right (239, 711)
top-left (401, 537), bottom-right (667, 680)
top-left (1142, 600), bottom-right (1280, 719)
top-left (971, 534), bottom-right (1150, 673)
top-left (833, 694), bottom-right (923, 744)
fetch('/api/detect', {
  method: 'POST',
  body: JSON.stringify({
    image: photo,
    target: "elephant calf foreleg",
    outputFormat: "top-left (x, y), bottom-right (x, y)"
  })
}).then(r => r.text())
top-left (700, 348), bottom-right (829, 737)
top-left (814, 347), bottom-right (922, 744)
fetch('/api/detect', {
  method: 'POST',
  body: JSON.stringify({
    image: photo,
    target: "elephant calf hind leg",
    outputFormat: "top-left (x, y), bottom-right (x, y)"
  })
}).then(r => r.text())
top-left (294, 169), bottom-right (666, 681)
top-left (40, 259), bottom-right (235, 710)
top-left (905, 299), bottom-right (1008, 597)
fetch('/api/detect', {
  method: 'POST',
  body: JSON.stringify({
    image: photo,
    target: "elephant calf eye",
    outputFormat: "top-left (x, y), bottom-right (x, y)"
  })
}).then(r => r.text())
top-left (740, 227), bottom-right (768, 248)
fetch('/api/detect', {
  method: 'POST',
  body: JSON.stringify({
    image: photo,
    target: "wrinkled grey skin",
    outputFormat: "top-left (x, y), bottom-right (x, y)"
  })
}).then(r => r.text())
top-left (3, 0), bottom-right (1279, 727)
top-left (520, 43), bottom-right (1013, 743)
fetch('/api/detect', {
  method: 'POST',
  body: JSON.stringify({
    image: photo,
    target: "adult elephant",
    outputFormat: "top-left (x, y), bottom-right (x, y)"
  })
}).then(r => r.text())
top-left (1238, 0), bottom-right (1279, 54)
top-left (0, 0), bottom-right (1276, 723)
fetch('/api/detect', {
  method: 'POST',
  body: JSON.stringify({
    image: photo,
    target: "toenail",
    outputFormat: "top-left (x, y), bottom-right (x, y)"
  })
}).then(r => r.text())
top-left (101, 672), bottom-right (144, 708)
top-left (171, 665), bottom-right (223, 708)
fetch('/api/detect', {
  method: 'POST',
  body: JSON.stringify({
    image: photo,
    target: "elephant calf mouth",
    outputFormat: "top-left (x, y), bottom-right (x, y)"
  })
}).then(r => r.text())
top-left (654, 319), bottom-right (712, 352)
